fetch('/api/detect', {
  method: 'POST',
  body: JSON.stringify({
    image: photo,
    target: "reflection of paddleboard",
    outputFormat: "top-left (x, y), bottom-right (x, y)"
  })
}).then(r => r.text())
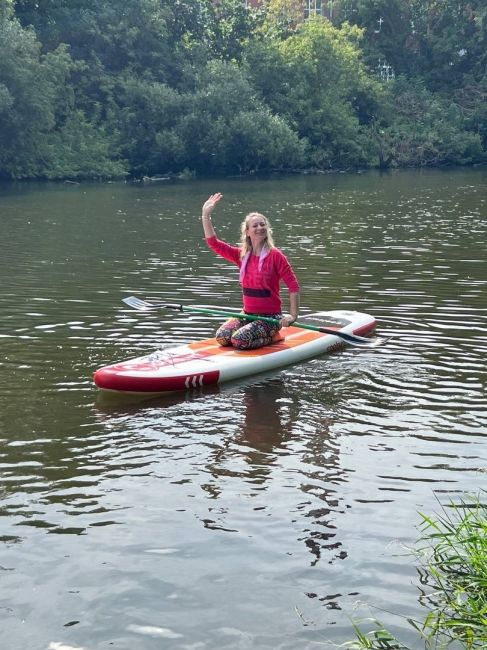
top-left (93, 310), bottom-right (376, 395)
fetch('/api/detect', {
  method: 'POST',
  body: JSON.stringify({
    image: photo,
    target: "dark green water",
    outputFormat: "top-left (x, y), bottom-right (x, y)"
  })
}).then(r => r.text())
top-left (1, 169), bottom-right (486, 649)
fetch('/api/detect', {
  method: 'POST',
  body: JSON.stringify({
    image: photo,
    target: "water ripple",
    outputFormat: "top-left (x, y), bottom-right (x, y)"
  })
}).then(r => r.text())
top-left (1, 171), bottom-right (487, 650)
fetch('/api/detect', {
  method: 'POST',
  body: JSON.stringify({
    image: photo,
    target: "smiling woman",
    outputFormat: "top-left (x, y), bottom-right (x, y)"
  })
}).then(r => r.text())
top-left (201, 193), bottom-right (301, 350)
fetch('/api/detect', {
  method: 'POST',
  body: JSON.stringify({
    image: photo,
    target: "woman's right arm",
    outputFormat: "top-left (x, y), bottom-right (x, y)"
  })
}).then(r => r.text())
top-left (202, 193), bottom-right (223, 238)
top-left (202, 193), bottom-right (241, 265)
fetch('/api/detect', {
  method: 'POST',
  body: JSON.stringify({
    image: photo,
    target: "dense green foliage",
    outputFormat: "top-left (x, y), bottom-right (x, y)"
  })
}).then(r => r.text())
top-left (0, 0), bottom-right (485, 179)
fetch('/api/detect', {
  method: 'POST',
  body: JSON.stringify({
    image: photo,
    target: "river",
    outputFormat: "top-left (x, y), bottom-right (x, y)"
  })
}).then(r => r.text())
top-left (1, 168), bottom-right (486, 649)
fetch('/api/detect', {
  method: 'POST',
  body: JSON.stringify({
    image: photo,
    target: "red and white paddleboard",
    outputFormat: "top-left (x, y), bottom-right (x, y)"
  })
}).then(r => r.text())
top-left (93, 310), bottom-right (376, 395)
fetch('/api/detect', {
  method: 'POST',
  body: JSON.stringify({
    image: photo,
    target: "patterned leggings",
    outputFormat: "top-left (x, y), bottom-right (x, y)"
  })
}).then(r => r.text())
top-left (215, 314), bottom-right (281, 350)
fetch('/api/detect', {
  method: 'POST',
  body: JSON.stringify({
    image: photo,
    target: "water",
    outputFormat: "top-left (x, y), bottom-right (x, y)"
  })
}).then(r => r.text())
top-left (1, 169), bottom-right (486, 649)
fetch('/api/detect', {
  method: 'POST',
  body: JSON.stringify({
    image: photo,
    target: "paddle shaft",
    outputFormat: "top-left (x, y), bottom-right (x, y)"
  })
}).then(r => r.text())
top-left (164, 303), bottom-right (342, 334)
top-left (122, 297), bottom-right (383, 347)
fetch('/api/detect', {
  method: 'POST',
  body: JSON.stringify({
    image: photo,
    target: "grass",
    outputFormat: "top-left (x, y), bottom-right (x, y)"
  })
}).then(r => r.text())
top-left (346, 492), bottom-right (487, 650)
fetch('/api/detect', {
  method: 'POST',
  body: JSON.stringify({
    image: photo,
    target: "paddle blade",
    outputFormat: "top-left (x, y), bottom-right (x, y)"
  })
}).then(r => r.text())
top-left (347, 335), bottom-right (390, 348)
top-left (123, 297), bottom-right (182, 311)
top-left (122, 296), bottom-right (153, 310)
top-left (321, 328), bottom-right (388, 347)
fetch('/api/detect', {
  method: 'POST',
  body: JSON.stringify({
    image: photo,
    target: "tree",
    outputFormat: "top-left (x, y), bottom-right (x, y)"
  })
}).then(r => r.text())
top-left (260, 0), bottom-right (306, 38)
top-left (0, 8), bottom-right (127, 179)
top-left (4, 0), bottom-right (485, 177)
top-left (116, 60), bottom-right (305, 175)
top-left (409, 0), bottom-right (487, 90)
top-left (0, 12), bottom-right (70, 177)
top-left (115, 78), bottom-right (186, 175)
top-left (372, 78), bottom-right (484, 168)
top-left (246, 16), bottom-right (382, 168)
top-left (333, 0), bottom-right (487, 91)
top-left (14, 0), bottom-right (178, 79)
top-left (204, 0), bottom-right (265, 61)
top-left (333, 0), bottom-right (418, 75)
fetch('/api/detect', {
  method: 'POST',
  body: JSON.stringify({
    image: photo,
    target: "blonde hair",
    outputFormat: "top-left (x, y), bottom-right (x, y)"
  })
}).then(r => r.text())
top-left (239, 212), bottom-right (275, 258)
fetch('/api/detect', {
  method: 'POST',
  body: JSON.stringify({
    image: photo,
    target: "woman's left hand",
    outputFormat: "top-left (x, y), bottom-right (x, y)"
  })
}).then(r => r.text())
top-left (280, 314), bottom-right (296, 328)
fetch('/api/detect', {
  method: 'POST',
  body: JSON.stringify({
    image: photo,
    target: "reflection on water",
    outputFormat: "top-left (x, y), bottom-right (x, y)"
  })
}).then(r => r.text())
top-left (0, 169), bottom-right (486, 649)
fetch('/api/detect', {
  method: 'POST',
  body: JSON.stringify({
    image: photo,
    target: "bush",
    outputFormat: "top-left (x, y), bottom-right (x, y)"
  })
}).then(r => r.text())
top-left (382, 80), bottom-right (485, 167)
top-left (349, 493), bottom-right (487, 650)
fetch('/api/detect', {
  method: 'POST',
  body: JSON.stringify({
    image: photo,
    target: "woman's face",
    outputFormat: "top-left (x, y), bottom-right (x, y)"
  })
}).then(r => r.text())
top-left (246, 215), bottom-right (268, 246)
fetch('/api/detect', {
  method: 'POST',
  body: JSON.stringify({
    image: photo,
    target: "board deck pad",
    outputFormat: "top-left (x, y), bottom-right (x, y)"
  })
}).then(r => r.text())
top-left (94, 310), bottom-right (375, 395)
top-left (297, 314), bottom-right (352, 328)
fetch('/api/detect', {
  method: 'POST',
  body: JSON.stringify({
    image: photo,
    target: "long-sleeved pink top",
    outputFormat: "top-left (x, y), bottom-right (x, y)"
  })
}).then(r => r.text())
top-left (206, 235), bottom-right (300, 315)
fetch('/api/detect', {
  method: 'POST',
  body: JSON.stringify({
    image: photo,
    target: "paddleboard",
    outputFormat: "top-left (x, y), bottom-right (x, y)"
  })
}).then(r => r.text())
top-left (93, 310), bottom-right (376, 395)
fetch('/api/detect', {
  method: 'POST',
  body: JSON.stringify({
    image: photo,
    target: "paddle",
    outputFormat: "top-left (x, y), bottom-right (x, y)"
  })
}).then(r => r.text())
top-left (122, 296), bottom-right (386, 348)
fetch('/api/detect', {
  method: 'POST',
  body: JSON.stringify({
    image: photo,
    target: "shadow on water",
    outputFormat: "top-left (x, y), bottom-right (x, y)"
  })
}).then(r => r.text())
top-left (94, 381), bottom-right (223, 415)
top-left (94, 366), bottom-right (348, 570)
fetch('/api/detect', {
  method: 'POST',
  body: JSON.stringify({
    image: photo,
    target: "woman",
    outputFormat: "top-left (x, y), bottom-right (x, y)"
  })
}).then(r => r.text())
top-left (201, 192), bottom-right (300, 350)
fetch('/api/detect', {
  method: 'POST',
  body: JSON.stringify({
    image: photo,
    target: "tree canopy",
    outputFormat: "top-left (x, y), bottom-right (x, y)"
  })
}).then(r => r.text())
top-left (0, 0), bottom-right (485, 179)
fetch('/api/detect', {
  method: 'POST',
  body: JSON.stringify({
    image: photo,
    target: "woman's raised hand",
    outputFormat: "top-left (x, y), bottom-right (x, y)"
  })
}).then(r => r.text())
top-left (202, 193), bottom-right (223, 218)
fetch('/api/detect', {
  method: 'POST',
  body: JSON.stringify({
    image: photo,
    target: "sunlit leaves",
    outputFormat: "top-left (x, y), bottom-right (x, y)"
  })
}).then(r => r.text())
top-left (247, 16), bottom-right (378, 168)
